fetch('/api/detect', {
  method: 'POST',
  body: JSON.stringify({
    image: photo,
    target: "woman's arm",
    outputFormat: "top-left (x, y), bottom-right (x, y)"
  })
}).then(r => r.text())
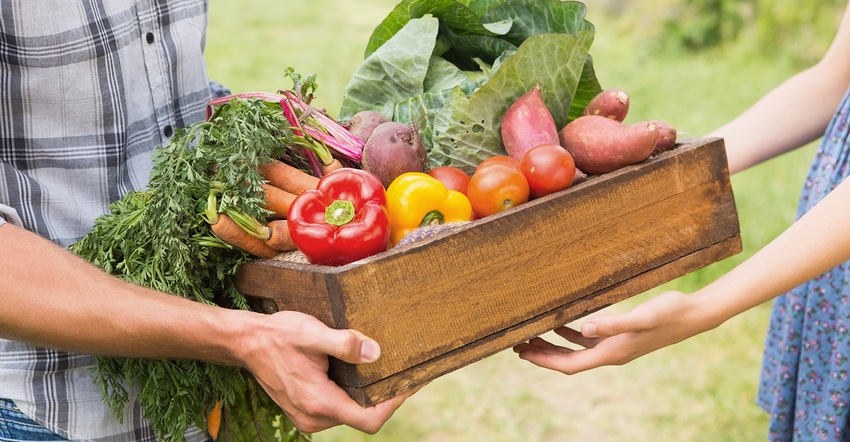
top-left (514, 171), bottom-right (850, 374)
top-left (0, 222), bottom-right (408, 433)
top-left (713, 3), bottom-right (850, 173)
top-left (512, 1), bottom-right (850, 373)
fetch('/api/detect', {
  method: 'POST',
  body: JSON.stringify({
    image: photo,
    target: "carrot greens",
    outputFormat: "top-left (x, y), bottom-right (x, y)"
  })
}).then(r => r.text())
top-left (70, 93), bottom-right (309, 441)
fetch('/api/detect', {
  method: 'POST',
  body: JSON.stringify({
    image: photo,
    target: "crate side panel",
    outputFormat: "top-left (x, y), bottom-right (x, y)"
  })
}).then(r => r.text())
top-left (330, 141), bottom-right (736, 384)
top-left (348, 235), bottom-right (742, 405)
top-left (234, 262), bottom-right (337, 327)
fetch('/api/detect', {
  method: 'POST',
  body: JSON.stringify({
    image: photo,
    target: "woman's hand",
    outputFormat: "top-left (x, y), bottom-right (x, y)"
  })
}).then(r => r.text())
top-left (513, 290), bottom-right (716, 375)
top-left (514, 160), bottom-right (850, 377)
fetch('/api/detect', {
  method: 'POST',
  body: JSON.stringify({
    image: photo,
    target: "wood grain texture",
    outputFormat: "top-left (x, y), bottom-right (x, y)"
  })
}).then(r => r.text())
top-left (234, 137), bottom-right (742, 406)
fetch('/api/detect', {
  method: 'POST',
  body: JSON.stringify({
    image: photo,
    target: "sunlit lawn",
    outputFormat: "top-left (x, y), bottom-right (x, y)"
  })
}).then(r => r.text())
top-left (207, 2), bottom-right (817, 440)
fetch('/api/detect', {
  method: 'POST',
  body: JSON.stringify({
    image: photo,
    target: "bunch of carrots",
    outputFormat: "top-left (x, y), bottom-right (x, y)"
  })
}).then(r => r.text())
top-left (205, 158), bottom-right (342, 260)
top-left (199, 77), bottom-right (361, 437)
top-left (71, 76), bottom-right (332, 440)
top-left (202, 70), bottom-right (363, 264)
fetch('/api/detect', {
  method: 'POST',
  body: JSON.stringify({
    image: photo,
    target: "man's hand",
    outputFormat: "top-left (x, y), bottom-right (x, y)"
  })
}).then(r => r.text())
top-left (233, 311), bottom-right (414, 433)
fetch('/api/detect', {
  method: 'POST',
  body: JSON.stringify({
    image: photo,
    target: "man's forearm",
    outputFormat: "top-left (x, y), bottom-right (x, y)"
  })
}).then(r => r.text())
top-left (0, 222), bottom-right (247, 366)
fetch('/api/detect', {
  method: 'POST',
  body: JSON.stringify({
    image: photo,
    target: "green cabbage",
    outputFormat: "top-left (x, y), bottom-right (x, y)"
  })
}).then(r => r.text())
top-left (339, 0), bottom-right (601, 173)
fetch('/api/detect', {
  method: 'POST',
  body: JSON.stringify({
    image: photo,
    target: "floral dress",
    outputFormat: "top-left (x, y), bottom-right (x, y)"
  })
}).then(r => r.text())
top-left (757, 85), bottom-right (850, 440)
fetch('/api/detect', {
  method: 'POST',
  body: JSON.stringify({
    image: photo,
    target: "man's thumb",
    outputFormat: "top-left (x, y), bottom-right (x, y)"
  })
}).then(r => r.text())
top-left (326, 329), bottom-right (381, 364)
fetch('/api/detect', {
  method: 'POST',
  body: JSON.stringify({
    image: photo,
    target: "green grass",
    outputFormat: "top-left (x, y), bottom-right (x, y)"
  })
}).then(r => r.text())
top-left (206, 2), bottom-right (822, 440)
top-left (206, 0), bottom-right (395, 114)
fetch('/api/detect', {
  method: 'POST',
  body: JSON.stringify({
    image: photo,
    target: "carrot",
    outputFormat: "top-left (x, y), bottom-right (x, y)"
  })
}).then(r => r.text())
top-left (207, 399), bottom-right (222, 440)
top-left (260, 184), bottom-right (297, 219)
top-left (211, 213), bottom-right (278, 259)
top-left (264, 220), bottom-right (297, 251)
top-left (259, 159), bottom-right (319, 195)
top-left (322, 158), bottom-right (344, 176)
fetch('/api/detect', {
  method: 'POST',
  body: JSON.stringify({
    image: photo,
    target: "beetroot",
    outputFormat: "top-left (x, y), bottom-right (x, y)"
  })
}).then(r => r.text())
top-left (500, 84), bottom-right (559, 161)
top-left (346, 110), bottom-right (389, 143)
top-left (361, 121), bottom-right (427, 188)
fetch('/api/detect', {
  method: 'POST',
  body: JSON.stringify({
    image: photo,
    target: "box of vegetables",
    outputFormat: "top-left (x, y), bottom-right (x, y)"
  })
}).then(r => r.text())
top-left (235, 136), bottom-right (740, 406)
top-left (69, 0), bottom-right (741, 438)
top-left (232, 1), bottom-right (742, 406)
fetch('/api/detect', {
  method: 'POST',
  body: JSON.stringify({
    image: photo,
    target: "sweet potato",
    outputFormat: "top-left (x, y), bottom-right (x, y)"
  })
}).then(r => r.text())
top-left (500, 84), bottom-right (560, 160)
top-left (361, 121), bottom-right (427, 188)
top-left (346, 110), bottom-right (389, 143)
top-left (559, 115), bottom-right (658, 174)
top-left (572, 167), bottom-right (588, 185)
top-left (650, 119), bottom-right (678, 156)
top-left (582, 88), bottom-right (630, 122)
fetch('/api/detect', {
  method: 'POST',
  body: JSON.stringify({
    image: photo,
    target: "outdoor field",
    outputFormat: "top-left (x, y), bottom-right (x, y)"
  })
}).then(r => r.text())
top-left (205, 1), bottom-right (834, 440)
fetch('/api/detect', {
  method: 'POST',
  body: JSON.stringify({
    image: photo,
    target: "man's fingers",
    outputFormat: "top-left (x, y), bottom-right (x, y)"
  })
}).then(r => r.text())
top-left (347, 389), bottom-right (419, 434)
top-left (283, 379), bottom-right (392, 434)
top-left (303, 384), bottom-right (420, 434)
top-left (305, 325), bottom-right (381, 365)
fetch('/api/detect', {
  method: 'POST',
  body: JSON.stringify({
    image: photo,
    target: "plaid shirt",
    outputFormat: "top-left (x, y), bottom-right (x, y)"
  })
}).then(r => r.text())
top-left (0, 0), bottom-right (216, 440)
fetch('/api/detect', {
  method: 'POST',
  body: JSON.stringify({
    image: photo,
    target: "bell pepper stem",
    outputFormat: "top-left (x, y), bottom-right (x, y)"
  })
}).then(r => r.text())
top-left (420, 210), bottom-right (445, 227)
top-left (325, 200), bottom-right (356, 226)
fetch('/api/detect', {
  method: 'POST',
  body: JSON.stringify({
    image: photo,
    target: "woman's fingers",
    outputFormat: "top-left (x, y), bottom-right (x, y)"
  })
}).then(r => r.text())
top-left (553, 326), bottom-right (603, 348)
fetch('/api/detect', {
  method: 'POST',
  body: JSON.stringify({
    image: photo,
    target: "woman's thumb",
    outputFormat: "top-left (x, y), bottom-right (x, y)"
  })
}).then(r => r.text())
top-left (581, 310), bottom-right (645, 339)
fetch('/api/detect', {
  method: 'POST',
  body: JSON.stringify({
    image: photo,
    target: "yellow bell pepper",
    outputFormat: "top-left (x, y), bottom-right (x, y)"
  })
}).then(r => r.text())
top-left (386, 172), bottom-right (473, 246)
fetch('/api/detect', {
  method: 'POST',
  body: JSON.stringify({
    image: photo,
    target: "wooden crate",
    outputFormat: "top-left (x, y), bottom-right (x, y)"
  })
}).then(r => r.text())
top-left (233, 137), bottom-right (741, 406)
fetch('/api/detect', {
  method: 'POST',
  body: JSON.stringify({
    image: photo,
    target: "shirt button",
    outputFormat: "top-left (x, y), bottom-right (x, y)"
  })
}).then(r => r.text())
top-left (163, 125), bottom-right (173, 138)
top-left (146, 32), bottom-right (155, 44)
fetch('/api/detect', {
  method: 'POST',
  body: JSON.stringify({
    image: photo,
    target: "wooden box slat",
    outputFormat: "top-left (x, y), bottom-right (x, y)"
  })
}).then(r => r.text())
top-left (234, 137), bottom-right (741, 406)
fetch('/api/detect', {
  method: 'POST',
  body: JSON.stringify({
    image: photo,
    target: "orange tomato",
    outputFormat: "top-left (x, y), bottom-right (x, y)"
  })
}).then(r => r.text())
top-left (467, 160), bottom-right (529, 218)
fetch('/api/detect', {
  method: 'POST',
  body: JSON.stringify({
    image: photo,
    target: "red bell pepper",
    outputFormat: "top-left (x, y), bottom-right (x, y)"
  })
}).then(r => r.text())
top-left (287, 168), bottom-right (389, 266)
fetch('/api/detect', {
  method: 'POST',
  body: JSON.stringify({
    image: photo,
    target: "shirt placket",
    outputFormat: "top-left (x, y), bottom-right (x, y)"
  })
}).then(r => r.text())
top-left (136, 0), bottom-right (174, 143)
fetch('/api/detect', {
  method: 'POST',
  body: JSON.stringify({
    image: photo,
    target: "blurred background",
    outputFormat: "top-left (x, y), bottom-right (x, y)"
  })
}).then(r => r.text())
top-left (205, 0), bottom-right (846, 440)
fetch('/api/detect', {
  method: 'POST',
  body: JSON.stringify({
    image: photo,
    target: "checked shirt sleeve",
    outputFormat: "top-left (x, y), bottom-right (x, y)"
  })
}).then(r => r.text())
top-left (0, 1), bottom-right (213, 440)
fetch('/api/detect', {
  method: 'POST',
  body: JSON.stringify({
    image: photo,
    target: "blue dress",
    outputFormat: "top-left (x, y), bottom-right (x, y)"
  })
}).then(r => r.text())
top-left (757, 85), bottom-right (850, 440)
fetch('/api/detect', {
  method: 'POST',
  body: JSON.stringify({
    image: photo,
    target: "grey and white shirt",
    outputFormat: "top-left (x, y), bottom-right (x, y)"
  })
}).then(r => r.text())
top-left (0, 0), bottom-right (217, 439)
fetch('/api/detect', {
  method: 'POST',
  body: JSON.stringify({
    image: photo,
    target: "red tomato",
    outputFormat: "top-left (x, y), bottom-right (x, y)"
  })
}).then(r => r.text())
top-left (426, 166), bottom-right (471, 195)
top-left (520, 143), bottom-right (576, 198)
top-left (467, 161), bottom-right (529, 218)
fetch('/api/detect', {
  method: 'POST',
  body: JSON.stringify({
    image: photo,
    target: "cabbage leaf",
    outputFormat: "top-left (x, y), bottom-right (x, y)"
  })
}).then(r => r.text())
top-left (339, 0), bottom-right (601, 173)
